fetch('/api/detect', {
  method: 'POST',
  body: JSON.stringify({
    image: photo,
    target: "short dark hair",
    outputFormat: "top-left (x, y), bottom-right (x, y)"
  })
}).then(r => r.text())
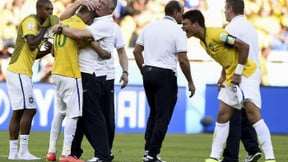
top-left (36, 0), bottom-right (51, 9)
top-left (182, 9), bottom-right (205, 28)
top-left (165, 0), bottom-right (181, 16)
top-left (78, 6), bottom-right (92, 14)
top-left (226, 0), bottom-right (244, 15)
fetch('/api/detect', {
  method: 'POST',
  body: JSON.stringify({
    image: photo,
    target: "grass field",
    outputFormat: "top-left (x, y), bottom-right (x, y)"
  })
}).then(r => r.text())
top-left (0, 131), bottom-right (287, 162)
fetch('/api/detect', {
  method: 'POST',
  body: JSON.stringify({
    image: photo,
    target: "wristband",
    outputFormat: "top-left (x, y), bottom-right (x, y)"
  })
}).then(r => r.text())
top-left (122, 71), bottom-right (128, 75)
top-left (235, 64), bottom-right (244, 75)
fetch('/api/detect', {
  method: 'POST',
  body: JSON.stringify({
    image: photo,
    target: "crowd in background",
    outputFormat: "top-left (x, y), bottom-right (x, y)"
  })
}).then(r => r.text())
top-left (0, 0), bottom-right (287, 83)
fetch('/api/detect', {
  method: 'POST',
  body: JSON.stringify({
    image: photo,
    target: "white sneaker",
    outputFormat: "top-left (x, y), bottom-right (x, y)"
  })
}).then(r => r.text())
top-left (8, 152), bottom-right (18, 160)
top-left (17, 152), bottom-right (41, 160)
top-left (87, 157), bottom-right (102, 162)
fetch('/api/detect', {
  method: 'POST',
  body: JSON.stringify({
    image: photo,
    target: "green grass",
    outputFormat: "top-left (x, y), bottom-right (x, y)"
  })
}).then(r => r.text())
top-left (0, 131), bottom-right (287, 162)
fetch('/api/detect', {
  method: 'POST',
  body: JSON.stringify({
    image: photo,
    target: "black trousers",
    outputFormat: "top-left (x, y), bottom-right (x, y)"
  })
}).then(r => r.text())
top-left (103, 79), bottom-right (115, 151)
top-left (222, 109), bottom-right (261, 162)
top-left (142, 66), bottom-right (178, 157)
top-left (71, 73), bottom-right (111, 161)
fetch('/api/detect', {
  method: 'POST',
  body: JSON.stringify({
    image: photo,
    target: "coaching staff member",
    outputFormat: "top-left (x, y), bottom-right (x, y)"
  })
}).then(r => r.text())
top-left (133, 1), bottom-right (195, 162)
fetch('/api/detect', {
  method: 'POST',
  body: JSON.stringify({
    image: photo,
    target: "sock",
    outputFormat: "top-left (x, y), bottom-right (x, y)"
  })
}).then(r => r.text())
top-left (253, 119), bottom-right (275, 160)
top-left (19, 135), bottom-right (29, 155)
top-left (62, 117), bottom-right (77, 156)
top-left (48, 113), bottom-right (65, 153)
top-left (209, 122), bottom-right (230, 159)
top-left (9, 140), bottom-right (18, 156)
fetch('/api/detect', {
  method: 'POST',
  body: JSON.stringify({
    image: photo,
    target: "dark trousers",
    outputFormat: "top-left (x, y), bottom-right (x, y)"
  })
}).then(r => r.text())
top-left (71, 73), bottom-right (111, 161)
top-left (103, 79), bottom-right (115, 151)
top-left (222, 109), bottom-right (260, 162)
top-left (142, 66), bottom-right (178, 157)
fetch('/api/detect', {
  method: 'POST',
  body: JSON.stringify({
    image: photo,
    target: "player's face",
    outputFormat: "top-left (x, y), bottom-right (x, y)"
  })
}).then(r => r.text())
top-left (38, 2), bottom-right (53, 21)
top-left (182, 19), bottom-right (196, 38)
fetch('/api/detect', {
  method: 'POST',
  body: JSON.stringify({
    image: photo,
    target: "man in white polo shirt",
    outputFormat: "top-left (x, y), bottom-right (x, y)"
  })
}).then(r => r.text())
top-left (133, 1), bottom-right (195, 162)
top-left (55, 0), bottom-right (118, 161)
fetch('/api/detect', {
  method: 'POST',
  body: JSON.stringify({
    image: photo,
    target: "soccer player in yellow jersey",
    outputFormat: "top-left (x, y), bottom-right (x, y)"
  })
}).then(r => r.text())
top-left (46, 5), bottom-right (110, 162)
top-left (5, 0), bottom-right (57, 160)
top-left (182, 10), bottom-right (276, 162)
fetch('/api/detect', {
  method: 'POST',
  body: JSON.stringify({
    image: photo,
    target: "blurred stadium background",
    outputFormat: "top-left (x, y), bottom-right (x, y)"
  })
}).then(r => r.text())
top-left (0, 0), bottom-right (287, 133)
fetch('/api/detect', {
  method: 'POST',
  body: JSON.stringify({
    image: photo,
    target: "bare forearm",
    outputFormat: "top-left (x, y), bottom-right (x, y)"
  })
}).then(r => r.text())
top-left (62, 26), bottom-right (91, 40)
top-left (60, 1), bottom-right (82, 20)
top-left (27, 28), bottom-right (48, 51)
top-left (179, 58), bottom-right (193, 84)
top-left (118, 48), bottom-right (128, 71)
top-left (90, 41), bottom-right (111, 59)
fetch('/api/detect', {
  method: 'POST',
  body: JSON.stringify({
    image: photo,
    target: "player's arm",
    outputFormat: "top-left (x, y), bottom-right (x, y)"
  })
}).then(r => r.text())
top-left (233, 38), bottom-right (249, 66)
top-left (60, 0), bottom-right (81, 20)
top-left (232, 38), bottom-right (249, 84)
top-left (117, 47), bottom-right (129, 89)
top-left (36, 40), bottom-right (53, 59)
top-left (90, 40), bottom-right (111, 59)
top-left (60, 0), bottom-right (97, 20)
top-left (133, 44), bottom-right (144, 74)
top-left (26, 28), bottom-right (49, 51)
top-left (53, 24), bottom-right (92, 40)
top-left (178, 52), bottom-right (195, 98)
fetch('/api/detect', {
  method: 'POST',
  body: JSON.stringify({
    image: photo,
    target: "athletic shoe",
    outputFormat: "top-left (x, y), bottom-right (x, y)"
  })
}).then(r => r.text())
top-left (205, 158), bottom-right (219, 162)
top-left (110, 153), bottom-right (114, 160)
top-left (59, 155), bottom-right (68, 162)
top-left (142, 150), bottom-right (148, 160)
top-left (46, 152), bottom-right (56, 161)
top-left (17, 152), bottom-right (41, 160)
top-left (244, 152), bottom-right (262, 162)
top-left (59, 155), bottom-right (85, 162)
top-left (143, 155), bottom-right (166, 162)
top-left (265, 160), bottom-right (276, 162)
top-left (8, 152), bottom-right (18, 160)
top-left (86, 157), bottom-right (109, 162)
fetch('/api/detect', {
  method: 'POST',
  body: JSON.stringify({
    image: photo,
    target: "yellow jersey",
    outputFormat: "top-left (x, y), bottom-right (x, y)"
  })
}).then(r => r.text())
top-left (200, 27), bottom-right (256, 85)
top-left (7, 14), bottom-right (42, 77)
top-left (52, 15), bottom-right (88, 78)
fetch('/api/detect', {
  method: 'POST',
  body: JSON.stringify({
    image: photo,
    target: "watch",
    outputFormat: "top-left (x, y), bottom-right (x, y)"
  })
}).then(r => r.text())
top-left (57, 26), bottom-right (63, 34)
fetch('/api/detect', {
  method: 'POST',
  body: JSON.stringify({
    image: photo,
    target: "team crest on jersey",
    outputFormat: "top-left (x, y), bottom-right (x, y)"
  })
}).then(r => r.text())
top-left (208, 44), bottom-right (214, 51)
top-left (27, 21), bottom-right (35, 30)
top-left (29, 97), bottom-right (34, 104)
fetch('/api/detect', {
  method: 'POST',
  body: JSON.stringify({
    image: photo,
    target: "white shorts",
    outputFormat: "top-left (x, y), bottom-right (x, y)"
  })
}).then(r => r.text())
top-left (52, 75), bottom-right (83, 118)
top-left (218, 83), bottom-right (244, 109)
top-left (6, 70), bottom-right (36, 110)
top-left (218, 68), bottom-right (261, 109)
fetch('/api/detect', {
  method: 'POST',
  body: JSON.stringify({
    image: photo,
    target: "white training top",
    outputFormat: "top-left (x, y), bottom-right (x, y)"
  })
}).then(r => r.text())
top-left (136, 16), bottom-right (187, 73)
top-left (78, 14), bottom-right (114, 76)
top-left (106, 22), bottom-right (125, 80)
top-left (225, 15), bottom-right (260, 66)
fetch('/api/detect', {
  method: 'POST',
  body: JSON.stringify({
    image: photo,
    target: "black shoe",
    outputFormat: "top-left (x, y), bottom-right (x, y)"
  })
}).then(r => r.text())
top-left (110, 153), bottom-right (114, 161)
top-left (244, 152), bottom-right (262, 162)
top-left (143, 155), bottom-right (166, 162)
